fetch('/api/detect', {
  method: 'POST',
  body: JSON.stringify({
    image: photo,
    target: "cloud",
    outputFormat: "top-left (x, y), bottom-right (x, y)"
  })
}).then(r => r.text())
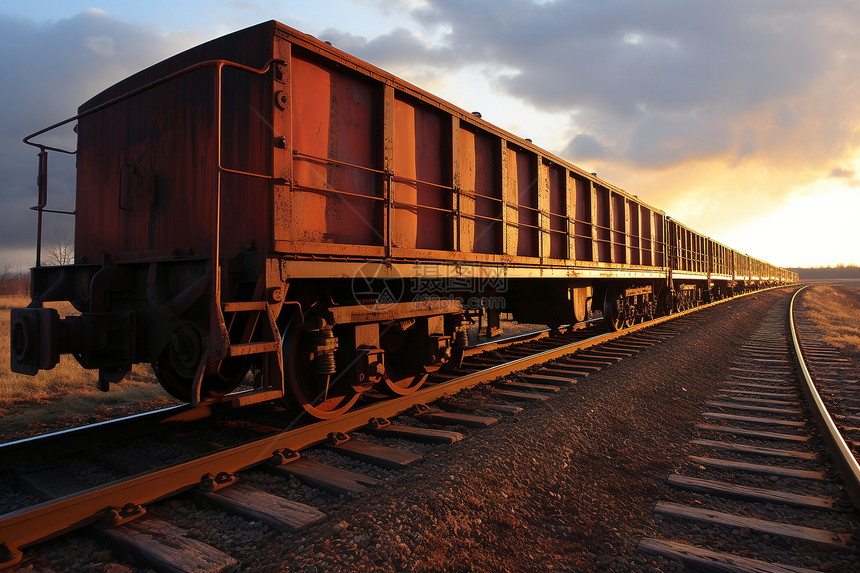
top-left (830, 166), bottom-right (855, 179)
top-left (85, 35), bottom-right (115, 57)
top-left (405, 0), bottom-right (860, 172)
top-left (0, 11), bottom-right (200, 267)
top-left (563, 133), bottom-right (612, 161)
top-left (318, 26), bottom-right (460, 74)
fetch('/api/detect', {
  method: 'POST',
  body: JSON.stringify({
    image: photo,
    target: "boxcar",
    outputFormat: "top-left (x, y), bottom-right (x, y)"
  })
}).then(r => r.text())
top-left (11, 21), bottom-right (797, 418)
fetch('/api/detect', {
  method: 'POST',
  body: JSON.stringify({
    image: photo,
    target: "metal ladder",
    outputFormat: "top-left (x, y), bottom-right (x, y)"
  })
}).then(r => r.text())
top-left (218, 275), bottom-right (284, 407)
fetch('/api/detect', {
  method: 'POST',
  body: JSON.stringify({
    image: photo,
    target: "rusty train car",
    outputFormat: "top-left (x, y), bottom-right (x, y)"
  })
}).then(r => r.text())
top-left (11, 21), bottom-right (797, 419)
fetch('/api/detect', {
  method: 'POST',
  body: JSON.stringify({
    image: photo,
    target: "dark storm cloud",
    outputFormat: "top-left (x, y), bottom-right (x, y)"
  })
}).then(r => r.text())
top-left (405, 0), bottom-right (860, 168)
top-left (0, 10), bottom-right (197, 265)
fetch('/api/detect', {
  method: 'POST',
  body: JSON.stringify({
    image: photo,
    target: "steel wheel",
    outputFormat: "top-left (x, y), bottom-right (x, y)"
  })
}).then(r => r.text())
top-left (603, 287), bottom-right (633, 331)
top-left (639, 299), bottom-right (655, 323)
top-left (281, 316), bottom-right (360, 420)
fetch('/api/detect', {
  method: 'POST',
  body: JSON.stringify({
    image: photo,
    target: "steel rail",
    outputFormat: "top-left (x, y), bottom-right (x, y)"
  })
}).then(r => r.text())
top-left (789, 285), bottom-right (860, 508)
top-left (0, 284), bottom-right (793, 562)
top-left (0, 404), bottom-right (219, 471)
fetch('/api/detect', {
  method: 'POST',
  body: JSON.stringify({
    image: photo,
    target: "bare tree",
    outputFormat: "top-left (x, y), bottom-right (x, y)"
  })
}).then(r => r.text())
top-left (44, 231), bottom-right (75, 266)
top-left (0, 262), bottom-right (11, 291)
top-left (0, 262), bottom-right (28, 295)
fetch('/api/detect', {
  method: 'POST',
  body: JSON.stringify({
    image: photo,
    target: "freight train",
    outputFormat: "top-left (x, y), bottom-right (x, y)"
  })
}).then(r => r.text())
top-left (10, 21), bottom-right (797, 419)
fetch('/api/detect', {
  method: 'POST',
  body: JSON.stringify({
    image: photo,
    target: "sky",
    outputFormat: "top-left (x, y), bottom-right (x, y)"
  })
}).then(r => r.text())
top-left (1, 0), bottom-right (859, 270)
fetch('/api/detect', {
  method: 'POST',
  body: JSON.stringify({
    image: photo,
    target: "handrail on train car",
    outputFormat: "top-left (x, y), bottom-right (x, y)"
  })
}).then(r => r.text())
top-left (22, 57), bottom-right (283, 268)
top-left (293, 144), bottom-right (678, 265)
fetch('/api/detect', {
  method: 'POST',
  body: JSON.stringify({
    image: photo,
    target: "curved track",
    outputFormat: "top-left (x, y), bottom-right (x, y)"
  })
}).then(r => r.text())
top-left (790, 285), bottom-right (860, 506)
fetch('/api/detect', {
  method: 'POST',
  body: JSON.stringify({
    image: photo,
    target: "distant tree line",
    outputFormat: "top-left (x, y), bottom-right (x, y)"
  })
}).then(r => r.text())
top-left (0, 264), bottom-right (28, 295)
top-left (0, 234), bottom-right (73, 296)
top-left (788, 264), bottom-right (860, 279)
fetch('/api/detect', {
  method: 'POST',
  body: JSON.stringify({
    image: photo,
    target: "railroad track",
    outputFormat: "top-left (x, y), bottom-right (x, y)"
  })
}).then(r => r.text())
top-left (638, 285), bottom-right (860, 572)
top-left (0, 286), bottom-right (798, 571)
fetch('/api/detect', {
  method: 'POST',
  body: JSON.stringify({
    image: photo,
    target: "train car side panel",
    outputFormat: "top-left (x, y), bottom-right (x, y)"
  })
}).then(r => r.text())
top-left (508, 145), bottom-right (539, 259)
top-left (458, 125), bottom-right (503, 255)
top-left (391, 92), bottom-right (453, 252)
top-left (572, 175), bottom-right (593, 262)
top-left (547, 162), bottom-right (568, 261)
top-left (283, 49), bottom-right (385, 248)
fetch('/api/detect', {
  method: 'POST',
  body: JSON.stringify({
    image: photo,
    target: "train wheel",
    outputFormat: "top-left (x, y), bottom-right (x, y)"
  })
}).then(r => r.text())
top-left (152, 350), bottom-right (249, 402)
top-left (603, 287), bottom-right (634, 331)
top-left (640, 299), bottom-right (655, 323)
top-left (623, 313), bottom-right (635, 329)
top-left (281, 316), bottom-right (360, 420)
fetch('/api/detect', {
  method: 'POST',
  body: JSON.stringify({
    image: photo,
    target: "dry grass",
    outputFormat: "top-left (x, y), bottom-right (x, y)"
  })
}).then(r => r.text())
top-left (0, 294), bottom-right (175, 435)
top-left (800, 284), bottom-right (860, 362)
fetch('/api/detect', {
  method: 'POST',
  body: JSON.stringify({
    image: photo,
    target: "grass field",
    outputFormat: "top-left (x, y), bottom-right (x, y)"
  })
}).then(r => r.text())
top-left (0, 294), bottom-right (175, 434)
top-left (800, 283), bottom-right (860, 363)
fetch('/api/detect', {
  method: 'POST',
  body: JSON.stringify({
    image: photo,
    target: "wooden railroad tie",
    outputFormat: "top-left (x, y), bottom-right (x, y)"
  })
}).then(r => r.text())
top-left (666, 473), bottom-right (838, 511)
top-left (653, 501), bottom-right (849, 550)
top-left (689, 439), bottom-right (817, 460)
top-left (199, 484), bottom-right (325, 531)
top-left (270, 458), bottom-right (379, 496)
top-left (687, 455), bottom-right (826, 480)
top-left (638, 537), bottom-right (821, 573)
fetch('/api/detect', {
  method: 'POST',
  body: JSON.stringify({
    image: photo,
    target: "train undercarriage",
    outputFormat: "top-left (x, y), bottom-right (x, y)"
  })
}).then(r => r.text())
top-left (10, 255), bottom-right (777, 421)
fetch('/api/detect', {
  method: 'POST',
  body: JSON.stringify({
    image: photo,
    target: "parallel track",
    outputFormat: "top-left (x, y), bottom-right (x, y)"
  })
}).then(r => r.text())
top-left (638, 284), bottom-right (860, 571)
